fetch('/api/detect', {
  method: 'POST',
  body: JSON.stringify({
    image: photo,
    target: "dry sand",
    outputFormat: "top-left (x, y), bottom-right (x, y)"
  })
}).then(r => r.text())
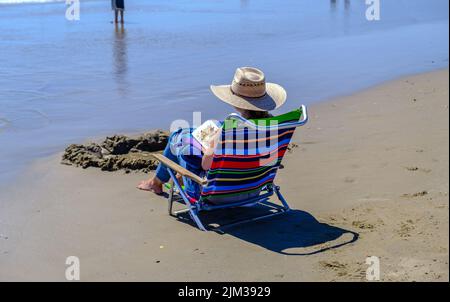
top-left (0, 69), bottom-right (448, 281)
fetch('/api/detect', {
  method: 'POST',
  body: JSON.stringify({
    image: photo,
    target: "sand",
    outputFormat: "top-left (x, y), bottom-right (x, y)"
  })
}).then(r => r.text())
top-left (0, 69), bottom-right (448, 282)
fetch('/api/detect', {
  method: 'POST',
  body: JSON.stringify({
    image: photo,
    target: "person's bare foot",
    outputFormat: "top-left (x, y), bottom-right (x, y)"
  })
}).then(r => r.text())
top-left (137, 178), bottom-right (163, 194)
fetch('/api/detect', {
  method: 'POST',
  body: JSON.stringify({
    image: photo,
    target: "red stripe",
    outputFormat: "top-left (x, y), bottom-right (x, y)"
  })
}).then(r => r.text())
top-left (213, 143), bottom-right (289, 160)
top-left (211, 149), bottom-right (286, 169)
top-left (185, 193), bottom-right (198, 204)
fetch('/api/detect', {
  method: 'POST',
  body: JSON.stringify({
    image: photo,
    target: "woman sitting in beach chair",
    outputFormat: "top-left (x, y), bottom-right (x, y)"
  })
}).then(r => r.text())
top-left (137, 67), bottom-right (285, 198)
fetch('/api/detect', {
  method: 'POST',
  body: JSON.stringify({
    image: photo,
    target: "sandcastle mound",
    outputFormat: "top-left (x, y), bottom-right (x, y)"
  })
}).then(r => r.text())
top-left (61, 130), bottom-right (169, 173)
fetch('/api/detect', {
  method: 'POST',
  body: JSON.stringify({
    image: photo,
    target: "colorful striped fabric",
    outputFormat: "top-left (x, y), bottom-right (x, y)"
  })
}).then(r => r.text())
top-left (199, 108), bottom-right (302, 204)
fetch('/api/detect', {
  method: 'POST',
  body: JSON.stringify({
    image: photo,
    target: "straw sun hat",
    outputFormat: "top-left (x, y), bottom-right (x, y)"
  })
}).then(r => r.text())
top-left (210, 67), bottom-right (287, 112)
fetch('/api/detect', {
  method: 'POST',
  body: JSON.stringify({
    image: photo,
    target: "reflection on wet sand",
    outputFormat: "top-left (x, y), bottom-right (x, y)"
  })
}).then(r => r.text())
top-left (345, 0), bottom-right (351, 10)
top-left (240, 0), bottom-right (249, 9)
top-left (330, 0), bottom-right (351, 33)
top-left (113, 23), bottom-right (128, 97)
top-left (330, 0), bottom-right (337, 11)
top-left (330, 0), bottom-right (351, 11)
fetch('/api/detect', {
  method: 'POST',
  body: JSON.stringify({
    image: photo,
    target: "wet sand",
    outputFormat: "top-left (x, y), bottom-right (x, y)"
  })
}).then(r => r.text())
top-left (0, 69), bottom-right (448, 281)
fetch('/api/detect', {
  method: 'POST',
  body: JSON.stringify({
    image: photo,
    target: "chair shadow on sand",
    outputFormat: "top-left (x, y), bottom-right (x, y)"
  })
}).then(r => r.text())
top-left (175, 203), bottom-right (359, 256)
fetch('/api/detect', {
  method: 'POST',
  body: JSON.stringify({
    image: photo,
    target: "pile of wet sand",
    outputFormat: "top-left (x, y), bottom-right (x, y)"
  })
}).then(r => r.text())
top-left (61, 130), bottom-right (169, 173)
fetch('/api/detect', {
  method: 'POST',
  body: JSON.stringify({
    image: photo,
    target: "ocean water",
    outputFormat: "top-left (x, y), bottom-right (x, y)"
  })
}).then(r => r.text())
top-left (0, 0), bottom-right (448, 185)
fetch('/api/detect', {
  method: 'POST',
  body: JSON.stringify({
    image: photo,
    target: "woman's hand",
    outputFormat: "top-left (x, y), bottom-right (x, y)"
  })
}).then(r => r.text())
top-left (202, 129), bottom-right (221, 155)
top-left (201, 129), bottom-right (221, 170)
top-left (203, 143), bottom-right (215, 156)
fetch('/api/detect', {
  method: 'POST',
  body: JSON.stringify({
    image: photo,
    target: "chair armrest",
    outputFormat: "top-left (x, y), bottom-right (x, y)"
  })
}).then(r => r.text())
top-left (225, 104), bottom-right (308, 130)
top-left (151, 153), bottom-right (207, 186)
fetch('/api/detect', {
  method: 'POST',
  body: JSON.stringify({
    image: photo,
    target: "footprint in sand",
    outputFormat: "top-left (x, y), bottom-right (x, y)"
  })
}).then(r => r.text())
top-left (406, 166), bottom-right (419, 171)
top-left (402, 191), bottom-right (428, 198)
top-left (319, 261), bottom-right (351, 278)
top-left (397, 220), bottom-right (416, 238)
top-left (352, 220), bottom-right (375, 230)
top-left (344, 177), bottom-right (355, 183)
top-left (319, 260), bottom-right (347, 270)
top-left (405, 166), bottom-right (432, 173)
top-left (287, 143), bottom-right (299, 153)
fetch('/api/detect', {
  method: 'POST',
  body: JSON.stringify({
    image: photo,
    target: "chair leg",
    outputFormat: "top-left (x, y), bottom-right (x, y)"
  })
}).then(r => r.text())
top-left (167, 168), bottom-right (207, 231)
top-left (210, 187), bottom-right (291, 232)
top-left (167, 178), bottom-right (174, 215)
top-left (188, 209), bottom-right (207, 231)
top-left (165, 173), bottom-right (289, 232)
top-left (274, 185), bottom-right (291, 211)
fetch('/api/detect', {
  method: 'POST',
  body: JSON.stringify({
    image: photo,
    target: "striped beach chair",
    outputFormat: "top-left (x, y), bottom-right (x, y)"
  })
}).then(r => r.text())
top-left (152, 105), bottom-right (308, 231)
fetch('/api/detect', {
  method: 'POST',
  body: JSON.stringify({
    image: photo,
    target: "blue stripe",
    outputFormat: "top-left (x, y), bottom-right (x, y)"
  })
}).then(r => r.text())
top-left (202, 172), bottom-right (277, 193)
top-left (215, 139), bottom-right (291, 156)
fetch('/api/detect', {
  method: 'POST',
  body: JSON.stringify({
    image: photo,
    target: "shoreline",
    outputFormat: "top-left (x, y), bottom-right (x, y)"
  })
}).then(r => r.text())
top-left (1, 66), bottom-right (448, 190)
top-left (1, 0), bottom-right (448, 187)
top-left (0, 69), bottom-right (448, 281)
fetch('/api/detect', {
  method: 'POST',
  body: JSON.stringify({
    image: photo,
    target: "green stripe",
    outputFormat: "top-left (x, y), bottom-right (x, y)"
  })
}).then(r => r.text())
top-left (223, 108), bottom-right (302, 130)
top-left (201, 184), bottom-right (269, 200)
top-left (164, 183), bottom-right (185, 190)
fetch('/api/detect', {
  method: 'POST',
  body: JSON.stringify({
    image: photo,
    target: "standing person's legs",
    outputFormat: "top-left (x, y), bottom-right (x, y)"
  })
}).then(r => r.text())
top-left (120, 10), bottom-right (124, 23)
top-left (114, 9), bottom-right (119, 23)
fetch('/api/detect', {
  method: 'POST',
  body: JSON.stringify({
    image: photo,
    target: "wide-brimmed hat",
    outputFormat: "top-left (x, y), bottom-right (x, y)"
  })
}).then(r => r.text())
top-left (210, 67), bottom-right (287, 112)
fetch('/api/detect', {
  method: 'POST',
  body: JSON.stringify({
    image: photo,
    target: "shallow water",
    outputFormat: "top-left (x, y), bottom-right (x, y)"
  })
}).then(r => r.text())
top-left (0, 0), bottom-right (448, 185)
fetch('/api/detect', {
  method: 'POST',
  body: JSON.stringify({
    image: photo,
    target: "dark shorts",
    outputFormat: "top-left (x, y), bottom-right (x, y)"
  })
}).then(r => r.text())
top-left (112, 0), bottom-right (125, 10)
